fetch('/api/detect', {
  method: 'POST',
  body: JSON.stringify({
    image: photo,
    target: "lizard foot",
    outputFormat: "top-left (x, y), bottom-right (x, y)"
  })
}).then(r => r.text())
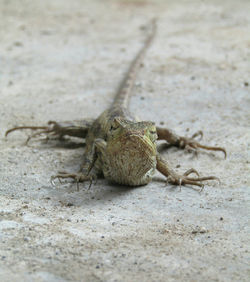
top-left (51, 171), bottom-right (97, 191)
top-left (167, 168), bottom-right (219, 191)
top-left (179, 132), bottom-right (226, 158)
top-left (5, 121), bottom-right (64, 145)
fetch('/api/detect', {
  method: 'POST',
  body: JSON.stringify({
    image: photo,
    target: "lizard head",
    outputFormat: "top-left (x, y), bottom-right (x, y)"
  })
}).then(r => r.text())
top-left (101, 117), bottom-right (158, 186)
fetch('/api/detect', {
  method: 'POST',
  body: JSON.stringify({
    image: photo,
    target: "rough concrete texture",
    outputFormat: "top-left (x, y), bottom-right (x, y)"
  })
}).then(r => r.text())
top-left (0, 0), bottom-right (249, 281)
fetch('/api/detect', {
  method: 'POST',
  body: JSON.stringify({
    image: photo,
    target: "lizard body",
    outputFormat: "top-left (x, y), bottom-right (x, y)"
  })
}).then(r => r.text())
top-left (6, 20), bottom-right (226, 189)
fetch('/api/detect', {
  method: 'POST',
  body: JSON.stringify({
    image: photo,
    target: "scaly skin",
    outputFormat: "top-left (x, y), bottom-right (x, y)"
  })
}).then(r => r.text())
top-left (6, 19), bottom-right (226, 189)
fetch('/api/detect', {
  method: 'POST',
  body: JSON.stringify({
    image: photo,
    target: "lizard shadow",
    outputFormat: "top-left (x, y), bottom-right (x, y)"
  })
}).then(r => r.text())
top-left (44, 177), bottom-right (203, 210)
top-left (44, 179), bottom-right (141, 208)
top-left (29, 136), bottom-right (86, 150)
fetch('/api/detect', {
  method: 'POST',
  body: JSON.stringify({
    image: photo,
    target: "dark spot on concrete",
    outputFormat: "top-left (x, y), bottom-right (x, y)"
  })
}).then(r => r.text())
top-left (13, 41), bottom-right (23, 47)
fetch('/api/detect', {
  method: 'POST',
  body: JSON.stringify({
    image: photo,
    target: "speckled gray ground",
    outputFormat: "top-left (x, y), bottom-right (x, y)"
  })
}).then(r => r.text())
top-left (0, 0), bottom-right (249, 281)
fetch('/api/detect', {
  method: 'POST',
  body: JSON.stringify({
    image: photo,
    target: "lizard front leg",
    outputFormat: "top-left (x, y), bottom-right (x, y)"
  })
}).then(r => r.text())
top-left (5, 119), bottom-right (94, 144)
top-left (156, 154), bottom-right (218, 189)
top-left (156, 127), bottom-right (226, 158)
top-left (51, 142), bottom-right (99, 190)
top-left (51, 138), bottom-right (107, 190)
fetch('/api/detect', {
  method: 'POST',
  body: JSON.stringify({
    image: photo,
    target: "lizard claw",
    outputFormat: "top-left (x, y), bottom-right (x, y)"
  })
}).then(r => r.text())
top-left (183, 168), bottom-right (199, 177)
top-left (167, 171), bottom-right (219, 189)
top-left (191, 130), bottom-right (203, 141)
top-left (50, 171), bottom-right (96, 191)
top-left (5, 122), bottom-right (59, 145)
top-left (179, 134), bottom-right (227, 159)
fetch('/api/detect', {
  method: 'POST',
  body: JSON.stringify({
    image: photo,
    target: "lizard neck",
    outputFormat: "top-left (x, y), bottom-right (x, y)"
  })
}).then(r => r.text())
top-left (112, 19), bottom-right (156, 110)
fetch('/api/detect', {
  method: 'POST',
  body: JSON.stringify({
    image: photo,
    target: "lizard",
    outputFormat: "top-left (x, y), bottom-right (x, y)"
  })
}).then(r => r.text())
top-left (5, 19), bottom-right (226, 189)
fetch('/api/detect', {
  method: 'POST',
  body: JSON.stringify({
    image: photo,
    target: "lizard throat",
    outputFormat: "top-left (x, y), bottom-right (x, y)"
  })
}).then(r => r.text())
top-left (103, 136), bottom-right (157, 186)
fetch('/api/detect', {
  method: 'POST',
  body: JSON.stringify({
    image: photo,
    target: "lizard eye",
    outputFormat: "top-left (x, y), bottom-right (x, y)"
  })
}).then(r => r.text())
top-left (149, 130), bottom-right (157, 143)
top-left (110, 125), bottom-right (119, 131)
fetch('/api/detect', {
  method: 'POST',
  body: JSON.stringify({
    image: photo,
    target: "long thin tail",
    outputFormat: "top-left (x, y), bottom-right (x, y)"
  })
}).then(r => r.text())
top-left (112, 19), bottom-right (157, 109)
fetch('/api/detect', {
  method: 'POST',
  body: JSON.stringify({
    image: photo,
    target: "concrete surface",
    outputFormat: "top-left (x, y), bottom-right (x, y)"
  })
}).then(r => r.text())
top-left (0, 0), bottom-right (249, 281)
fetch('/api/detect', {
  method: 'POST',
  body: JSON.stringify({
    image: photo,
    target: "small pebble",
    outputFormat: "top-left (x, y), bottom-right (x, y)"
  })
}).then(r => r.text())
top-left (14, 41), bottom-right (23, 47)
top-left (200, 227), bottom-right (207, 233)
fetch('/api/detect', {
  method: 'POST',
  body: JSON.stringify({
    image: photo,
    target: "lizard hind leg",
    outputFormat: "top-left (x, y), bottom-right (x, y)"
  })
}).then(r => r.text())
top-left (5, 126), bottom-right (50, 145)
top-left (156, 127), bottom-right (227, 158)
top-left (5, 119), bottom-right (94, 145)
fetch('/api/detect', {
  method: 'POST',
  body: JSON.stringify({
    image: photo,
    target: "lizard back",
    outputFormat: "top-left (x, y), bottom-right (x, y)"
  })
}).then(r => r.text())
top-left (86, 19), bottom-right (157, 144)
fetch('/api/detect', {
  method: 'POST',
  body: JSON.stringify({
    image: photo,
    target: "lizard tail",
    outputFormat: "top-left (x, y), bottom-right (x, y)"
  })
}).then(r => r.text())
top-left (112, 18), bottom-right (157, 109)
